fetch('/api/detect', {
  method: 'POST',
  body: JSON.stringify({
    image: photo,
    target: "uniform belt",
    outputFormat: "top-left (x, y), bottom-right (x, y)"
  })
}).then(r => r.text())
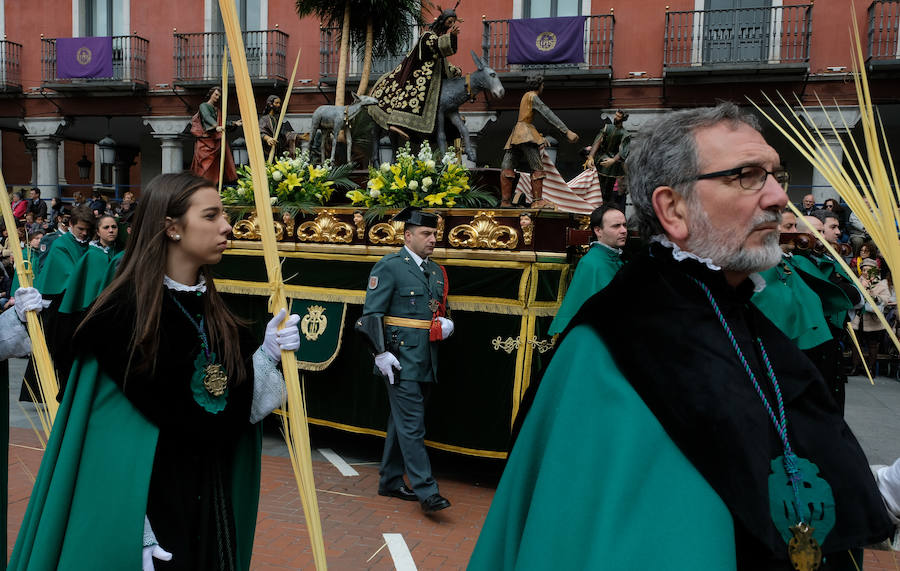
top-left (384, 316), bottom-right (432, 329)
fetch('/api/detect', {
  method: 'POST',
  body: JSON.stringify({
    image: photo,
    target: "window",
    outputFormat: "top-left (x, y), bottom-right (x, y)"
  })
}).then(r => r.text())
top-left (524, 0), bottom-right (582, 18)
top-left (213, 0), bottom-right (262, 32)
top-left (81, 0), bottom-right (127, 36)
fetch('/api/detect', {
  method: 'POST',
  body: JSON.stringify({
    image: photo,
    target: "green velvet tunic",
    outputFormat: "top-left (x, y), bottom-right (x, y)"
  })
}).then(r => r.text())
top-left (32, 232), bottom-right (89, 296)
top-left (548, 243), bottom-right (623, 336)
top-left (468, 325), bottom-right (736, 570)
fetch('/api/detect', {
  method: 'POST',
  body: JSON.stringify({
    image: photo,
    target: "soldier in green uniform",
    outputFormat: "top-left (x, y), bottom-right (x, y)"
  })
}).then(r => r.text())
top-left (357, 207), bottom-right (454, 513)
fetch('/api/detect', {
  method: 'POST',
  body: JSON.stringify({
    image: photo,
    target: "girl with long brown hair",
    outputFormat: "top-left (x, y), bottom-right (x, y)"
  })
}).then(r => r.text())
top-left (11, 173), bottom-right (300, 570)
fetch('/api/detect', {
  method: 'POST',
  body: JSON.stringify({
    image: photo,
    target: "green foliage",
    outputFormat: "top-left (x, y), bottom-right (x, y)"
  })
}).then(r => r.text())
top-left (346, 142), bottom-right (496, 211)
top-left (222, 149), bottom-right (358, 209)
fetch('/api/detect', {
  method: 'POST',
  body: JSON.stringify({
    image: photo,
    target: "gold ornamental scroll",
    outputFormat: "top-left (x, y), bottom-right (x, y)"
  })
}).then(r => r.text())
top-left (216, 1), bottom-right (327, 569)
top-left (0, 177), bottom-right (59, 434)
top-left (267, 48), bottom-right (302, 164)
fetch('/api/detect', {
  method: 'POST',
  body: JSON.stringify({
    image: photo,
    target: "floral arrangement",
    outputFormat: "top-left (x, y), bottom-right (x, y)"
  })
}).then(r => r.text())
top-left (222, 149), bottom-right (356, 210)
top-left (346, 142), bottom-right (496, 210)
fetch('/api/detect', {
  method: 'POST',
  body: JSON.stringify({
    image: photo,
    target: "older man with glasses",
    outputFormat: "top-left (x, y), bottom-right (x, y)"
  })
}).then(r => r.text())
top-left (470, 103), bottom-right (892, 570)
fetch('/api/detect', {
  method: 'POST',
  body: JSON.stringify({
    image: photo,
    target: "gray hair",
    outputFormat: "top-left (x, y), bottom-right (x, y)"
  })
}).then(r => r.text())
top-left (625, 103), bottom-right (761, 237)
top-left (810, 208), bottom-right (839, 225)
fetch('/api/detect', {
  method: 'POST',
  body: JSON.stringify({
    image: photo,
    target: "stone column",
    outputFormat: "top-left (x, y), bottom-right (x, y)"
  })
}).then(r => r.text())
top-left (459, 111), bottom-right (498, 168)
top-left (19, 118), bottom-right (67, 199)
top-left (114, 148), bottom-right (138, 196)
top-left (143, 116), bottom-right (190, 174)
top-left (799, 106), bottom-right (861, 204)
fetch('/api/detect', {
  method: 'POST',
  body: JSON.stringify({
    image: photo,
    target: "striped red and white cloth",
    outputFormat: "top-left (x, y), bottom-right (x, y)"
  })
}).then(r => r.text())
top-left (514, 150), bottom-right (604, 214)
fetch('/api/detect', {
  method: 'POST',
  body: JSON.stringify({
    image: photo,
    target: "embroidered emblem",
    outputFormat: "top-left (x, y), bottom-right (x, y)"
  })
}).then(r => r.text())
top-left (536, 32), bottom-right (557, 52)
top-left (301, 305), bottom-right (328, 341)
top-left (76, 46), bottom-right (93, 65)
top-left (369, 276), bottom-right (379, 289)
top-left (40, 244), bottom-right (46, 252)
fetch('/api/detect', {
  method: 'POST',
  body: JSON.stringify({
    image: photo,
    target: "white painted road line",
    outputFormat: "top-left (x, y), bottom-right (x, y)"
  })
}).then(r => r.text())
top-left (383, 533), bottom-right (417, 571)
top-left (317, 448), bottom-right (359, 476)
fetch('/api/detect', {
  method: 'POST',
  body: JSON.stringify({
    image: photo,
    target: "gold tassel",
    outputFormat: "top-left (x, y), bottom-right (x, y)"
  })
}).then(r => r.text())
top-left (216, 1), bottom-right (327, 568)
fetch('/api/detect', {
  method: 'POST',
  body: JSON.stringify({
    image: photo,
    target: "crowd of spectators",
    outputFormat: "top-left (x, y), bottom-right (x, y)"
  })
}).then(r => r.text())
top-left (0, 187), bottom-right (136, 311)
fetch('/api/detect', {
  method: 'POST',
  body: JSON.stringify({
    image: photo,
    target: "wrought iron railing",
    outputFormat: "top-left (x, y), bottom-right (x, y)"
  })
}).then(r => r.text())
top-left (868, 0), bottom-right (900, 61)
top-left (0, 40), bottom-right (22, 89)
top-left (664, 4), bottom-right (812, 68)
top-left (481, 14), bottom-right (614, 72)
top-left (41, 35), bottom-right (148, 83)
top-left (174, 29), bottom-right (287, 83)
top-left (319, 25), bottom-right (420, 79)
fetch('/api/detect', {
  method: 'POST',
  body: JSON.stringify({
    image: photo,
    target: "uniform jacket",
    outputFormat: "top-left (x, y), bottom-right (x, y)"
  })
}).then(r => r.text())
top-left (362, 248), bottom-right (449, 382)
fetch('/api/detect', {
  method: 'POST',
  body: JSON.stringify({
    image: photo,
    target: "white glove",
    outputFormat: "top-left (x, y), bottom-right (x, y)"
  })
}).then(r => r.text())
top-left (13, 287), bottom-right (48, 322)
top-left (142, 545), bottom-right (173, 571)
top-left (437, 316), bottom-right (454, 339)
top-left (374, 351), bottom-right (402, 384)
top-left (262, 308), bottom-right (301, 360)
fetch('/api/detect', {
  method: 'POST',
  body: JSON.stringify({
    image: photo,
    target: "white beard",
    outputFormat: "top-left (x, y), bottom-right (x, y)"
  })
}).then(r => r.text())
top-left (685, 207), bottom-right (783, 274)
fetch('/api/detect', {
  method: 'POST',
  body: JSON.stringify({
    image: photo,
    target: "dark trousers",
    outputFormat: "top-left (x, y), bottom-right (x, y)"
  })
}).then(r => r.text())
top-left (379, 378), bottom-right (438, 500)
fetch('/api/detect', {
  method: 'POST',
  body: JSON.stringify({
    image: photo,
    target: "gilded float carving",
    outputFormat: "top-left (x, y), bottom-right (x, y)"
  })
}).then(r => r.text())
top-left (296, 210), bottom-right (354, 243)
top-left (368, 221), bottom-right (406, 245)
top-left (448, 211), bottom-right (518, 250)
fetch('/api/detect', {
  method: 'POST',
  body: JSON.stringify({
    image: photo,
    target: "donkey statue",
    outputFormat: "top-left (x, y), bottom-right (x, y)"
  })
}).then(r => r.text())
top-left (310, 93), bottom-right (379, 163)
top-left (370, 51), bottom-right (505, 165)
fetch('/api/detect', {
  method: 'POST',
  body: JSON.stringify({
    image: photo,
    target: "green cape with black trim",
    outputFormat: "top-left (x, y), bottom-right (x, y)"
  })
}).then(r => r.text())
top-left (9, 356), bottom-right (262, 570)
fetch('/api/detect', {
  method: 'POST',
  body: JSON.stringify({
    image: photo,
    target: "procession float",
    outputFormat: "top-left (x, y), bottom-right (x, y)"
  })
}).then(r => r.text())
top-left (218, 143), bottom-right (597, 458)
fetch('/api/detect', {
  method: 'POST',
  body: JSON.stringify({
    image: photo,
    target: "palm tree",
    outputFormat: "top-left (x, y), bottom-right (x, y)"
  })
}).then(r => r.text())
top-left (296, 0), bottom-right (427, 103)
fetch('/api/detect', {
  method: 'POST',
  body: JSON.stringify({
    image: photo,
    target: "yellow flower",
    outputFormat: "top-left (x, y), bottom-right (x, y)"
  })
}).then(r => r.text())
top-left (390, 164), bottom-right (402, 176)
top-left (346, 190), bottom-right (367, 204)
top-left (368, 177), bottom-right (385, 191)
top-left (308, 165), bottom-right (327, 180)
top-left (424, 192), bottom-right (447, 206)
top-left (445, 197), bottom-right (457, 207)
top-left (391, 175), bottom-right (407, 190)
top-left (285, 173), bottom-right (302, 190)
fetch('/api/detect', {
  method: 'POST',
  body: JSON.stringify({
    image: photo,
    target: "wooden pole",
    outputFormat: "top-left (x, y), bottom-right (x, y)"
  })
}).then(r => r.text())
top-left (217, 45), bottom-right (229, 192)
top-left (267, 49), bottom-right (302, 164)
top-left (216, 1), bottom-right (327, 568)
top-left (334, 0), bottom-right (352, 107)
top-left (0, 177), bottom-right (59, 433)
top-left (357, 17), bottom-right (374, 96)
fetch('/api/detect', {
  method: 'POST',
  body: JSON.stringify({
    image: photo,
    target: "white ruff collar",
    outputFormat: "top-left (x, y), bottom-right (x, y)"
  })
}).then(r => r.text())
top-left (650, 235), bottom-right (721, 271)
top-left (164, 274), bottom-right (207, 293)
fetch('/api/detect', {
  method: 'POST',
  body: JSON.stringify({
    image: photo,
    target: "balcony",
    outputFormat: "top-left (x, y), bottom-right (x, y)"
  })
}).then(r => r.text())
top-left (482, 14), bottom-right (615, 82)
top-left (664, 4), bottom-right (811, 82)
top-left (0, 40), bottom-right (22, 93)
top-left (319, 25), bottom-right (418, 84)
top-left (868, 0), bottom-right (900, 71)
top-left (41, 35), bottom-right (148, 91)
top-left (173, 29), bottom-right (288, 88)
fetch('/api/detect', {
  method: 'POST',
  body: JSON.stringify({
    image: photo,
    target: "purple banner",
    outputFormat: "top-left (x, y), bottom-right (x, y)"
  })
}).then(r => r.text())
top-left (508, 16), bottom-right (586, 65)
top-left (56, 37), bottom-right (113, 79)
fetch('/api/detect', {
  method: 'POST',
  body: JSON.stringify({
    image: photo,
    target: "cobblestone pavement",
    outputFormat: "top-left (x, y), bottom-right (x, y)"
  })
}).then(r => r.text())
top-left (5, 360), bottom-right (900, 569)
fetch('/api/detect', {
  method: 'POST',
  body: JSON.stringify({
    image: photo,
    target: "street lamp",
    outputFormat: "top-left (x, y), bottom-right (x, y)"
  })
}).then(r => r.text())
top-left (377, 136), bottom-right (393, 167)
top-left (98, 134), bottom-right (116, 186)
top-left (231, 137), bottom-right (249, 167)
top-left (76, 143), bottom-right (93, 180)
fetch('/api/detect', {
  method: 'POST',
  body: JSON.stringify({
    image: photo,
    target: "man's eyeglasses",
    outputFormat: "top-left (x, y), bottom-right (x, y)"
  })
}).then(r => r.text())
top-left (694, 165), bottom-right (790, 192)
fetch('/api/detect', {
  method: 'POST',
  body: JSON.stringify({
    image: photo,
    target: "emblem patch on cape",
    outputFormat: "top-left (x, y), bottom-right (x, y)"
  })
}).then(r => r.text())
top-left (368, 276), bottom-right (379, 289)
top-left (40, 244), bottom-right (46, 252)
top-left (301, 305), bottom-right (328, 341)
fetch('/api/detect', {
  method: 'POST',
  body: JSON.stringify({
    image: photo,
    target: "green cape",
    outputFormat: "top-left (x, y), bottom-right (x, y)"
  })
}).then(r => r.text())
top-left (468, 326), bottom-right (735, 569)
top-left (32, 233), bottom-right (89, 296)
top-left (788, 254), bottom-right (854, 329)
top-left (548, 243), bottom-right (623, 335)
top-left (58, 247), bottom-right (119, 314)
top-left (752, 256), bottom-right (833, 350)
top-left (9, 356), bottom-right (262, 570)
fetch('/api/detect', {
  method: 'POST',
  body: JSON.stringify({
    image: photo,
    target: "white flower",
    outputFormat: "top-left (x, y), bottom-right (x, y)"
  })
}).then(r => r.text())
top-left (441, 152), bottom-right (456, 165)
top-left (422, 177), bottom-right (433, 188)
top-left (370, 188), bottom-right (381, 198)
top-left (239, 187), bottom-right (248, 197)
top-left (425, 159), bottom-right (436, 170)
top-left (380, 162), bottom-right (391, 172)
top-left (408, 180), bottom-right (419, 190)
top-left (270, 197), bottom-right (277, 205)
top-left (272, 170), bottom-right (284, 181)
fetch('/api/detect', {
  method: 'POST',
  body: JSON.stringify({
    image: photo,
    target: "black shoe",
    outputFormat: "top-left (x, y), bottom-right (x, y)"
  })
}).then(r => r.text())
top-left (378, 484), bottom-right (418, 502)
top-left (420, 493), bottom-right (451, 513)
